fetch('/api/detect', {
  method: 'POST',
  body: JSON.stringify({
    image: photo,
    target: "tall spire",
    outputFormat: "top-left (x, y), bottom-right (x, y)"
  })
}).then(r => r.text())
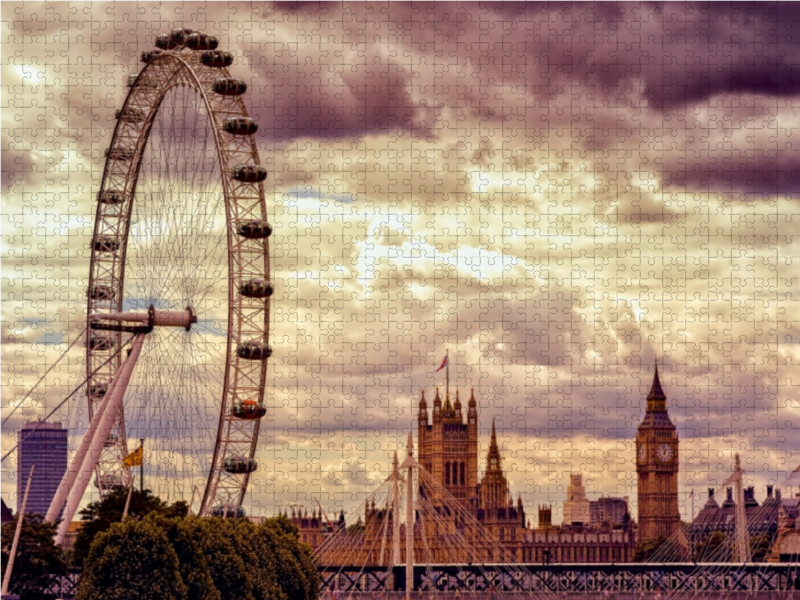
top-left (646, 357), bottom-right (667, 411)
top-left (480, 416), bottom-right (510, 509)
top-left (487, 417), bottom-right (501, 471)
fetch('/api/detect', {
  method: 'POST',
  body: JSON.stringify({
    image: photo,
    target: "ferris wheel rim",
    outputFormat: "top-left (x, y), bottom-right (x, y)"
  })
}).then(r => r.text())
top-left (84, 39), bottom-right (271, 517)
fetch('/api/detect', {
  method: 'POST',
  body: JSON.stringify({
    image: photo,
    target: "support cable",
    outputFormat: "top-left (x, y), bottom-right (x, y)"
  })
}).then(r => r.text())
top-left (2, 323), bottom-right (86, 423)
top-left (1, 335), bottom-right (135, 464)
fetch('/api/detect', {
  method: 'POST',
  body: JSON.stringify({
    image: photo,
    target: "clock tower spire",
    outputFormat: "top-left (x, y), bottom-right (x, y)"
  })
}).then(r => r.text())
top-left (636, 357), bottom-right (680, 542)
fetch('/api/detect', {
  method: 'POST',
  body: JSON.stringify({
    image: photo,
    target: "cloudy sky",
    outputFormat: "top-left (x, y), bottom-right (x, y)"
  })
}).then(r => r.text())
top-left (3, 2), bottom-right (800, 525)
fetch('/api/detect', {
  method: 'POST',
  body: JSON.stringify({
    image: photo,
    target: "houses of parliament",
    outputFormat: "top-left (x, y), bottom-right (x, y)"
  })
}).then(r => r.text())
top-left (291, 364), bottom-right (681, 564)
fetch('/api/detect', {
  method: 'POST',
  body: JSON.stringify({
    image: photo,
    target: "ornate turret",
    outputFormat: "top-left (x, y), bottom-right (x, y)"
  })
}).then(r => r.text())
top-left (418, 388), bottom-right (428, 425)
top-left (467, 387), bottom-right (478, 426)
top-left (433, 387), bottom-right (442, 422)
top-left (538, 504), bottom-right (553, 530)
top-left (454, 390), bottom-right (462, 420)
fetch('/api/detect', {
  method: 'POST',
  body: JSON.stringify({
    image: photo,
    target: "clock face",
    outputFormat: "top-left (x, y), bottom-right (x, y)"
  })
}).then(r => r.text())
top-left (638, 444), bottom-right (647, 462)
top-left (657, 443), bottom-right (673, 462)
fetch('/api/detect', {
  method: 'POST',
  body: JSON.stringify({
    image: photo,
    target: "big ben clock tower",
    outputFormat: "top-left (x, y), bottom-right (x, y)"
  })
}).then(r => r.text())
top-left (636, 359), bottom-right (680, 541)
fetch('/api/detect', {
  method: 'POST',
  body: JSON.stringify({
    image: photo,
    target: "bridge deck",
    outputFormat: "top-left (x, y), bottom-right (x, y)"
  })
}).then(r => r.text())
top-left (319, 563), bottom-right (800, 594)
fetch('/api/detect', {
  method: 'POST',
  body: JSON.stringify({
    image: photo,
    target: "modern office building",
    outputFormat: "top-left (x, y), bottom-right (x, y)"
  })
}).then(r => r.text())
top-left (17, 421), bottom-right (68, 518)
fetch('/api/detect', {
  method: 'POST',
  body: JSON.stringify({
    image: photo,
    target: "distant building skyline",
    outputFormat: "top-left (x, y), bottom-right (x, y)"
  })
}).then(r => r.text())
top-left (563, 473), bottom-right (591, 526)
top-left (17, 421), bottom-right (67, 518)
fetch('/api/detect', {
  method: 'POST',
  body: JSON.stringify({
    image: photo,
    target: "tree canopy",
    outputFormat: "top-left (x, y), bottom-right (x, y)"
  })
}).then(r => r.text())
top-left (693, 531), bottom-right (730, 562)
top-left (634, 536), bottom-right (689, 562)
top-left (77, 514), bottom-right (320, 600)
top-left (0, 514), bottom-right (66, 600)
top-left (72, 486), bottom-right (188, 566)
top-left (77, 518), bottom-right (187, 600)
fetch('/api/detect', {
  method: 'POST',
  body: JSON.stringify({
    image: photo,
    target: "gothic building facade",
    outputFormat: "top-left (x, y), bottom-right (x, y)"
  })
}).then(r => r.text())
top-left (299, 386), bottom-right (636, 565)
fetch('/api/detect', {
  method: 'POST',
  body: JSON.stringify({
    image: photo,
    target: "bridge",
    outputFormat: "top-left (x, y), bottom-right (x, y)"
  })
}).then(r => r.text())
top-left (315, 444), bottom-right (800, 599)
top-left (320, 563), bottom-right (800, 596)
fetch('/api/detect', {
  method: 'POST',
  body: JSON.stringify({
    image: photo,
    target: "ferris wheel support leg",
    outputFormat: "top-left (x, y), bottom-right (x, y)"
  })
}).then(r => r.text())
top-left (54, 334), bottom-right (146, 545)
top-left (45, 369), bottom-right (123, 523)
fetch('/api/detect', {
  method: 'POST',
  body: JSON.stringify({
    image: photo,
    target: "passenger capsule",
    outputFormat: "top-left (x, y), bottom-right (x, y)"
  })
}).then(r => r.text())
top-left (200, 50), bottom-right (233, 68)
top-left (90, 382), bottom-right (108, 398)
top-left (98, 189), bottom-right (125, 205)
top-left (186, 33), bottom-right (218, 51)
top-left (232, 164), bottom-right (267, 183)
top-left (223, 456), bottom-right (258, 474)
top-left (237, 220), bottom-right (272, 239)
top-left (89, 284), bottom-right (115, 300)
top-left (127, 75), bottom-right (158, 89)
top-left (140, 49), bottom-right (163, 63)
top-left (115, 107), bottom-right (146, 123)
top-left (88, 335), bottom-right (116, 351)
top-left (240, 278), bottom-right (273, 298)
top-left (231, 400), bottom-right (267, 420)
top-left (170, 28), bottom-right (194, 46)
top-left (211, 504), bottom-right (246, 518)
top-left (93, 235), bottom-right (120, 253)
top-left (237, 340), bottom-right (272, 360)
top-left (155, 34), bottom-right (180, 50)
top-left (213, 78), bottom-right (247, 96)
top-left (222, 117), bottom-right (257, 135)
top-left (104, 433), bottom-right (119, 448)
top-left (105, 147), bottom-right (135, 161)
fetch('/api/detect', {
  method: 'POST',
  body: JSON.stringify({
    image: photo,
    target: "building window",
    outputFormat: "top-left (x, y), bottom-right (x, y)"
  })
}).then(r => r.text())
top-left (445, 462), bottom-right (450, 485)
top-left (460, 462), bottom-right (465, 485)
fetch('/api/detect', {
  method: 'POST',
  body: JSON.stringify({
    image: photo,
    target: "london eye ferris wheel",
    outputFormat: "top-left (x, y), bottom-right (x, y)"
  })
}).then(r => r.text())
top-left (46, 27), bottom-right (274, 537)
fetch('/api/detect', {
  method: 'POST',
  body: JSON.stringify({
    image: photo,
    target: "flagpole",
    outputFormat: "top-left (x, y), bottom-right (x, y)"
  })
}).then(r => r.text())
top-left (122, 480), bottom-right (134, 520)
top-left (139, 438), bottom-right (144, 494)
top-left (446, 348), bottom-right (449, 399)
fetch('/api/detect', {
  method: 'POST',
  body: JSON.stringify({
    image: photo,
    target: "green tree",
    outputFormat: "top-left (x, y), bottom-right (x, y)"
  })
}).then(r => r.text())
top-left (72, 486), bottom-right (188, 566)
top-left (184, 517), bottom-right (254, 600)
top-left (750, 532), bottom-right (772, 562)
top-left (76, 511), bottom-right (319, 600)
top-left (76, 519), bottom-right (187, 600)
top-left (634, 537), bottom-right (665, 562)
top-left (634, 536), bottom-right (688, 562)
top-left (0, 514), bottom-right (66, 600)
top-left (227, 520), bottom-right (284, 600)
top-left (261, 517), bottom-right (320, 600)
top-left (693, 531), bottom-right (730, 562)
top-left (149, 515), bottom-right (220, 600)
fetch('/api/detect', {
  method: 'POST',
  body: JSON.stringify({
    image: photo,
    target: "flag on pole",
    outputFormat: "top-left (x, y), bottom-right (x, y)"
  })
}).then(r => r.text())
top-left (122, 446), bottom-right (143, 469)
top-left (434, 355), bottom-right (448, 373)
